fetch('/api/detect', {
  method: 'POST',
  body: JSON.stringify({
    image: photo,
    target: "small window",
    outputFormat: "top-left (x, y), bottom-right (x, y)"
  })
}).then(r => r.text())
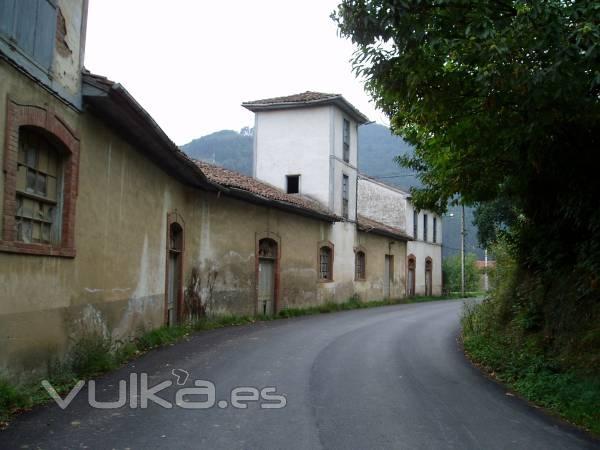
top-left (413, 210), bottom-right (418, 239)
top-left (319, 245), bottom-right (333, 281)
top-left (342, 174), bottom-right (349, 219)
top-left (355, 250), bottom-right (366, 280)
top-left (343, 119), bottom-right (350, 162)
top-left (433, 217), bottom-right (437, 243)
top-left (423, 214), bottom-right (428, 242)
top-left (15, 128), bottom-right (62, 244)
top-left (286, 175), bottom-right (299, 194)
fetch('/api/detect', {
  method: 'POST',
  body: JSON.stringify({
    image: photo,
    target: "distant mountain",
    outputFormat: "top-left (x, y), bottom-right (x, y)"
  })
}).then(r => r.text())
top-left (180, 123), bottom-right (484, 259)
top-left (181, 128), bottom-right (253, 176)
top-left (357, 123), bottom-right (421, 191)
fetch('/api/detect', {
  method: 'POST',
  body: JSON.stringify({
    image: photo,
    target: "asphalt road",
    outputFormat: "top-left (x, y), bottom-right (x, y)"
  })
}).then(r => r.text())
top-left (1, 299), bottom-right (597, 449)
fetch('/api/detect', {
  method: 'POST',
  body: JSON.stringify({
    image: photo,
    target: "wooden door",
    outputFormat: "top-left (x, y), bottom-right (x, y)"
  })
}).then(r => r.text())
top-left (384, 255), bottom-right (392, 298)
top-left (258, 259), bottom-right (275, 315)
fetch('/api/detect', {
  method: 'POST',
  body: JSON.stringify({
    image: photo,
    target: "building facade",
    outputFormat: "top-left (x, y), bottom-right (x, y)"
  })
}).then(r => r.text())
top-left (358, 175), bottom-right (443, 296)
top-left (0, 2), bottom-right (437, 376)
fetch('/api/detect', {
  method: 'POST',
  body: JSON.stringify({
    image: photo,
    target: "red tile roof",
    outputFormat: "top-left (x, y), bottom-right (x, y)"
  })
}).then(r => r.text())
top-left (196, 161), bottom-right (339, 221)
top-left (242, 91), bottom-right (370, 124)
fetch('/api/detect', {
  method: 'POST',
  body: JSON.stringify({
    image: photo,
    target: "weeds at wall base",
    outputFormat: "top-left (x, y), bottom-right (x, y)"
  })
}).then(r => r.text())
top-left (0, 294), bottom-right (463, 424)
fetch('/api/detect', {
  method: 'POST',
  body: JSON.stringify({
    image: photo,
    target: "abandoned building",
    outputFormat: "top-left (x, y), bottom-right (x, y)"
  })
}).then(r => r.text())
top-left (0, 0), bottom-right (442, 375)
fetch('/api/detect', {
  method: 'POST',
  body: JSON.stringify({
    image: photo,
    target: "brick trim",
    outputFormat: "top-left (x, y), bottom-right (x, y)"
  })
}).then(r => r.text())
top-left (1, 98), bottom-right (80, 257)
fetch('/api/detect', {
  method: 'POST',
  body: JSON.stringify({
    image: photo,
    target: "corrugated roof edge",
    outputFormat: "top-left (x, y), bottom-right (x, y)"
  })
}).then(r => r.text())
top-left (82, 70), bottom-right (222, 192)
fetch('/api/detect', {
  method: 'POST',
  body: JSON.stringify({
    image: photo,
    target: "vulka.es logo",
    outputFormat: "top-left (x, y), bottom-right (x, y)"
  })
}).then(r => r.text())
top-left (42, 371), bottom-right (287, 410)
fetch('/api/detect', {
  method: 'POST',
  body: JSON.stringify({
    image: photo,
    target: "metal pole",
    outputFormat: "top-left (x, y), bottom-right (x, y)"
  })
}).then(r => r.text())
top-left (461, 203), bottom-right (466, 297)
top-left (484, 247), bottom-right (489, 291)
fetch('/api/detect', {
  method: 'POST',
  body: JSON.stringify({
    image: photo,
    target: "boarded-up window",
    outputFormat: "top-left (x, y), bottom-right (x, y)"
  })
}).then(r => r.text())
top-left (342, 174), bottom-right (349, 219)
top-left (355, 250), bottom-right (366, 280)
top-left (0, 0), bottom-right (57, 69)
top-left (319, 245), bottom-right (333, 281)
top-left (15, 128), bottom-right (62, 244)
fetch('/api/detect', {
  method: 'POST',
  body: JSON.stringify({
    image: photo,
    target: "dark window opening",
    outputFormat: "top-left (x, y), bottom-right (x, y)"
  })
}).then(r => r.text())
top-left (413, 210), bottom-right (418, 239)
top-left (423, 214), bottom-right (428, 242)
top-left (286, 175), bottom-right (299, 194)
top-left (433, 217), bottom-right (437, 243)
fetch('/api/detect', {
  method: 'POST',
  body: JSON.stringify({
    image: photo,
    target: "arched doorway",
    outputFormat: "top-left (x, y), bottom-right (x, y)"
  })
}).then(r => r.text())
top-left (407, 255), bottom-right (416, 297)
top-left (257, 238), bottom-right (278, 316)
top-left (166, 219), bottom-right (184, 326)
top-left (425, 257), bottom-right (433, 296)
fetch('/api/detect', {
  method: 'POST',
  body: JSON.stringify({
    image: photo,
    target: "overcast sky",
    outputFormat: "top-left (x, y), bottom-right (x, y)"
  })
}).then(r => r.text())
top-left (84, 0), bottom-right (388, 146)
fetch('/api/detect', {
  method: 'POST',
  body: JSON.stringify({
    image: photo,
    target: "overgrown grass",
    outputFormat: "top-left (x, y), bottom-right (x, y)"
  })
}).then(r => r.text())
top-left (0, 293), bottom-right (459, 424)
top-left (462, 299), bottom-right (600, 435)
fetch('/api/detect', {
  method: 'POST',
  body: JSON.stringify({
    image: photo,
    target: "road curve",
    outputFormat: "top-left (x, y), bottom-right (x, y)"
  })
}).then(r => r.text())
top-left (1, 299), bottom-right (597, 449)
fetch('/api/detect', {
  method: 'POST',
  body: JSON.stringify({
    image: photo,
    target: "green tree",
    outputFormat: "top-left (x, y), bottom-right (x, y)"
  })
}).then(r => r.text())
top-left (442, 253), bottom-right (480, 293)
top-left (334, 0), bottom-right (600, 368)
top-left (472, 198), bottom-right (520, 249)
top-left (333, 0), bottom-right (599, 315)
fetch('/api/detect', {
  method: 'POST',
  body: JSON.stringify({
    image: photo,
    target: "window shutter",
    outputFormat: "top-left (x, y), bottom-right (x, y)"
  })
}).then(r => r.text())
top-left (33, 0), bottom-right (56, 69)
top-left (0, 0), bottom-right (16, 36)
top-left (14, 0), bottom-right (37, 54)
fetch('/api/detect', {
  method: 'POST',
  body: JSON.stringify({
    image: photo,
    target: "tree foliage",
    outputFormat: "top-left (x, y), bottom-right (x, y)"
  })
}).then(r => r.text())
top-left (472, 198), bottom-right (520, 249)
top-left (442, 253), bottom-right (480, 293)
top-left (333, 0), bottom-right (599, 289)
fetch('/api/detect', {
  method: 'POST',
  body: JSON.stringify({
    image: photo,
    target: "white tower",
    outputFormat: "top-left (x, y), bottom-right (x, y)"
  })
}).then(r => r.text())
top-left (243, 92), bottom-right (370, 220)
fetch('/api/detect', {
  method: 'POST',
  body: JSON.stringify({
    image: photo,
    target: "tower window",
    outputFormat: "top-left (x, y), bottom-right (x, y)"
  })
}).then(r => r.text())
top-left (342, 174), bottom-right (349, 219)
top-left (286, 175), bottom-right (300, 194)
top-left (413, 210), bottom-right (418, 239)
top-left (343, 119), bottom-right (350, 162)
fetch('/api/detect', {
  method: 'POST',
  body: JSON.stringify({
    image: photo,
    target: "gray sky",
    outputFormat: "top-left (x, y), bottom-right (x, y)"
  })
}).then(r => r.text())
top-left (84, 0), bottom-right (388, 146)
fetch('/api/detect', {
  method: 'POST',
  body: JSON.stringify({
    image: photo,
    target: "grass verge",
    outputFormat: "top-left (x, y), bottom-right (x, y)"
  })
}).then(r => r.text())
top-left (0, 293), bottom-right (464, 424)
top-left (462, 300), bottom-right (600, 435)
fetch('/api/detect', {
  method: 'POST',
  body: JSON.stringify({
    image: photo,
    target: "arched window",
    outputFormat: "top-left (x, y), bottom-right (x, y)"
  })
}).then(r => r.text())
top-left (257, 238), bottom-right (278, 316)
top-left (425, 257), bottom-right (433, 296)
top-left (407, 255), bottom-right (416, 296)
top-left (355, 250), bottom-right (366, 280)
top-left (1, 101), bottom-right (80, 257)
top-left (319, 243), bottom-right (334, 281)
top-left (258, 238), bottom-right (277, 259)
top-left (15, 127), bottom-right (63, 244)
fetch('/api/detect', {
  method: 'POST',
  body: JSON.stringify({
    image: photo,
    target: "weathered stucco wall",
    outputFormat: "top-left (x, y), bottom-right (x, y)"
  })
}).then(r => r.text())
top-left (52, 0), bottom-right (87, 98)
top-left (358, 177), bottom-right (408, 231)
top-left (0, 60), bottom-right (201, 376)
top-left (407, 241), bottom-right (443, 296)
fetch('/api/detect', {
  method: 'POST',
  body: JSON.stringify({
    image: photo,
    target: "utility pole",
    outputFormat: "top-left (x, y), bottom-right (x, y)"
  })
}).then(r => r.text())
top-left (484, 247), bottom-right (489, 291)
top-left (461, 203), bottom-right (466, 297)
